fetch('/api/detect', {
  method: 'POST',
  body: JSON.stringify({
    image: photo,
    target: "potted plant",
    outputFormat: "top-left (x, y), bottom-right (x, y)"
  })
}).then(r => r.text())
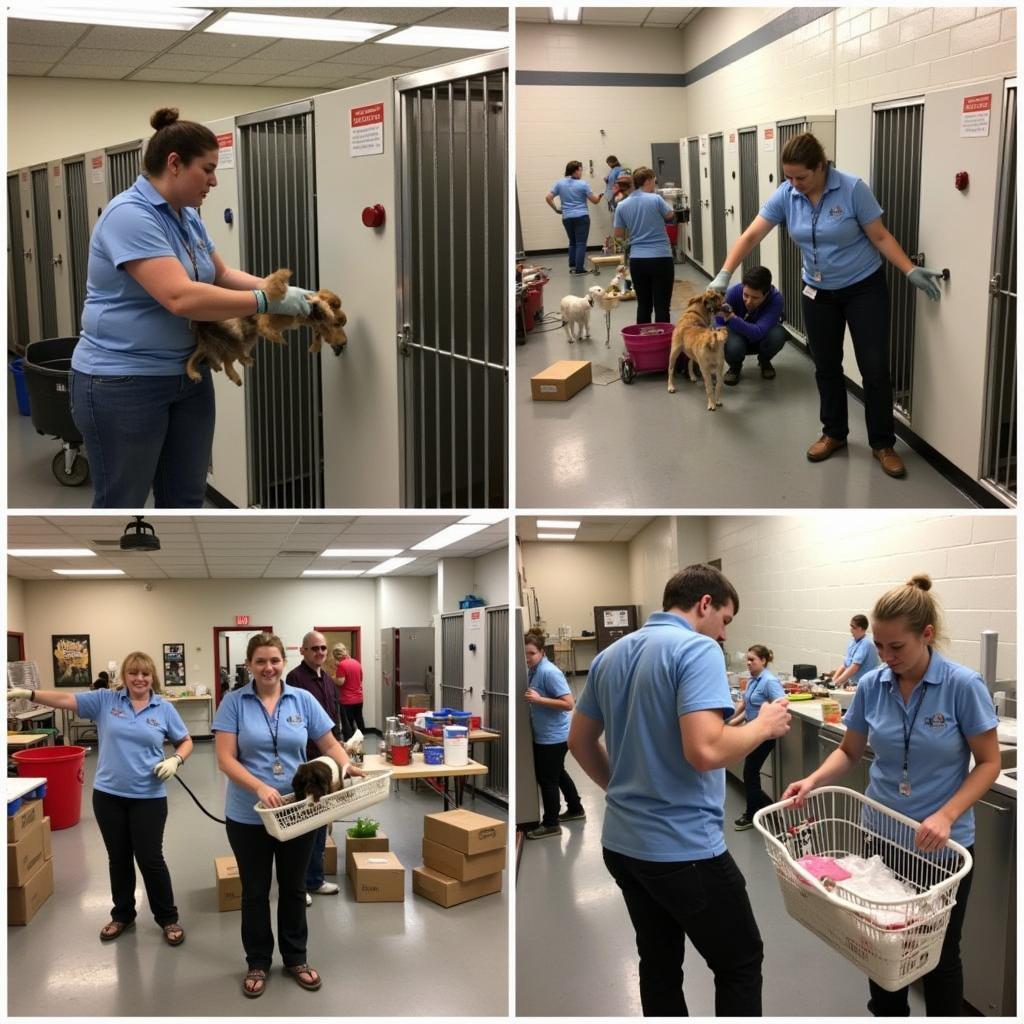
top-left (344, 816), bottom-right (389, 878)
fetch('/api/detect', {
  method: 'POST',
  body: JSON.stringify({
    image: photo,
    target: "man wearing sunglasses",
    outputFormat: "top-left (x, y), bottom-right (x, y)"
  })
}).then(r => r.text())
top-left (286, 631), bottom-right (343, 902)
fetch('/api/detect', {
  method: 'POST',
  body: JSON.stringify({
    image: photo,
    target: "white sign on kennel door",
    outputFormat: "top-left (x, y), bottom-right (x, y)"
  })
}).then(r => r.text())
top-left (350, 102), bottom-right (385, 157)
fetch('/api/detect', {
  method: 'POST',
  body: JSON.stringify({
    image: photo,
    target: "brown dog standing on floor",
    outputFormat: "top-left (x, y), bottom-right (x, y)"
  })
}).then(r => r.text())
top-left (668, 289), bottom-right (732, 411)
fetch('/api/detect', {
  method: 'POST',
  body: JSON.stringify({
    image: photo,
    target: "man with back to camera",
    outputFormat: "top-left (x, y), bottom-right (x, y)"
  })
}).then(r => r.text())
top-left (718, 265), bottom-right (788, 386)
top-left (568, 564), bottom-right (792, 1017)
top-left (286, 630), bottom-right (342, 902)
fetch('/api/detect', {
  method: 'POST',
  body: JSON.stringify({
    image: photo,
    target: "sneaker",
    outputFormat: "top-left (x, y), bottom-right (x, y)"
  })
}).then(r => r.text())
top-left (734, 815), bottom-right (754, 831)
top-left (559, 808), bottom-right (586, 822)
top-left (724, 366), bottom-right (741, 386)
top-left (759, 360), bottom-right (776, 380)
top-left (305, 892), bottom-right (313, 907)
top-left (309, 882), bottom-right (339, 895)
top-left (525, 825), bottom-right (562, 840)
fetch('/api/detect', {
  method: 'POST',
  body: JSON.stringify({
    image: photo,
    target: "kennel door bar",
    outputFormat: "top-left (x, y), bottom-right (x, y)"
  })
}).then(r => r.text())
top-left (63, 159), bottom-right (89, 335)
top-left (709, 133), bottom-right (727, 275)
top-left (775, 119), bottom-right (807, 337)
top-left (687, 137), bottom-right (703, 264)
top-left (8, 174), bottom-right (31, 352)
top-left (440, 613), bottom-right (465, 711)
top-left (980, 82), bottom-right (1017, 505)
top-left (483, 605), bottom-right (509, 801)
top-left (105, 144), bottom-right (142, 200)
top-left (30, 167), bottom-right (58, 340)
top-left (738, 127), bottom-right (761, 274)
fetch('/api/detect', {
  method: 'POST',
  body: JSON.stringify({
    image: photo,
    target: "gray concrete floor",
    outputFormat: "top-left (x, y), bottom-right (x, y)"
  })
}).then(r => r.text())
top-left (9, 739), bottom-right (508, 1017)
top-left (514, 679), bottom-right (925, 1017)
top-left (515, 261), bottom-right (975, 509)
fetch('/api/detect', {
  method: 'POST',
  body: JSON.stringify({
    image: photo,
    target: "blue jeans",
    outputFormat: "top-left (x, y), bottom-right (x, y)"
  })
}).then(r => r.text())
top-left (562, 215), bottom-right (590, 271)
top-left (304, 825), bottom-right (328, 890)
top-left (70, 367), bottom-right (215, 508)
top-left (724, 323), bottom-right (789, 369)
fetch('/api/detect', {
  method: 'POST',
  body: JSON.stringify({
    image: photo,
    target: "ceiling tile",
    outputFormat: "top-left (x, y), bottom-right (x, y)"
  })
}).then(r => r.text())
top-left (327, 42), bottom-right (436, 63)
top-left (334, 8), bottom-right (446, 25)
top-left (243, 38), bottom-right (359, 61)
top-left (8, 44), bottom-right (75, 63)
top-left (61, 47), bottom-right (160, 67)
top-left (128, 68), bottom-right (210, 83)
top-left (76, 26), bottom-right (188, 49)
top-left (147, 53), bottom-right (234, 72)
top-left (283, 60), bottom-right (370, 78)
top-left (350, 65), bottom-right (410, 81)
top-left (199, 72), bottom-right (278, 85)
top-left (168, 34), bottom-right (271, 58)
top-left (222, 57), bottom-right (314, 74)
top-left (7, 19), bottom-right (90, 46)
top-left (644, 9), bottom-right (696, 27)
top-left (9, 62), bottom-right (59, 76)
top-left (515, 9), bottom-right (551, 22)
top-left (582, 9), bottom-right (658, 26)
top-left (419, 10), bottom-right (509, 30)
top-left (401, 46), bottom-right (493, 65)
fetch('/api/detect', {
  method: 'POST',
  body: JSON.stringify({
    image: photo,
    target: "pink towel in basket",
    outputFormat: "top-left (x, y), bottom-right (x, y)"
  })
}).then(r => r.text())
top-left (795, 855), bottom-right (852, 884)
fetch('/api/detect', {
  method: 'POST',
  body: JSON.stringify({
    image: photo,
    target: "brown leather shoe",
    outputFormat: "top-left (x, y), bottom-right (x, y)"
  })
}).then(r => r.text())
top-left (806, 435), bottom-right (847, 462)
top-left (872, 447), bottom-right (906, 478)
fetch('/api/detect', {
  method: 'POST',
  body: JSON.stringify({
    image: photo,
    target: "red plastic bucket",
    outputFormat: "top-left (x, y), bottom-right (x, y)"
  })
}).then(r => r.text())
top-left (12, 745), bottom-right (87, 830)
top-left (621, 323), bottom-right (675, 373)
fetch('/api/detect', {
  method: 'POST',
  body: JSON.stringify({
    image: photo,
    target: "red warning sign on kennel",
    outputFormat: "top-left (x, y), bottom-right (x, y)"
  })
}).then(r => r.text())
top-left (960, 93), bottom-right (992, 138)
top-left (350, 102), bottom-right (385, 158)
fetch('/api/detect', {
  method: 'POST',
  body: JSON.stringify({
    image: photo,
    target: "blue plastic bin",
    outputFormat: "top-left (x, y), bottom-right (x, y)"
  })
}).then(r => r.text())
top-left (9, 358), bottom-right (31, 416)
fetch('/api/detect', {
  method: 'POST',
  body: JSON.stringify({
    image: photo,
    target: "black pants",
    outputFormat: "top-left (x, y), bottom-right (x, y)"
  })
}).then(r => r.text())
top-left (226, 818), bottom-right (317, 970)
top-left (867, 845), bottom-right (975, 1016)
top-left (801, 265), bottom-right (896, 450)
top-left (743, 738), bottom-right (776, 819)
top-left (603, 847), bottom-right (763, 1016)
top-left (628, 256), bottom-right (674, 324)
top-left (532, 741), bottom-right (583, 827)
top-left (340, 703), bottom-right (365, 740)
top-left (92, 789), bottom-right (178, 926)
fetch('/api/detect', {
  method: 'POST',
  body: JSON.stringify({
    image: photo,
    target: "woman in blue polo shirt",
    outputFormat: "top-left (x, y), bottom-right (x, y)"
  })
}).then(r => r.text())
top-left (523, 630), bottom-right (585, 839)
top-left (830, 613), bottom-right (879, 687)
top-left (728, 645), bottom-right (786, 830)
top-left (613, 166), bottom-right (676, 324)
top-left (711, 133), bottom-right (946, 480)
top-left (783, 575), bottom-right (1001, 1017)
top-left (213, 632), bottom-right (361, 998)
top-left (71, 107), bottom-right (314, 509)
top-left (8, 651), bottom-right (192, 945)
top-left (545, 160), bottom-right (602, 274)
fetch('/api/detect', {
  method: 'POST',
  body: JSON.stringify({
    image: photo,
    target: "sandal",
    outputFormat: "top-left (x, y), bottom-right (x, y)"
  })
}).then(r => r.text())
top-left (284, 963), bottom-right (322, 991)
top-left (162, 923), bottom-right (185, 946)
top-left (99, 920), bottom-right (135, 942)
top-left (242, 967), bottom-right (268, 998)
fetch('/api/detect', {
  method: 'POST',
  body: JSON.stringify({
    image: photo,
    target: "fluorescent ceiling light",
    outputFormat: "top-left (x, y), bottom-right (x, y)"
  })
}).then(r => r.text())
top-left (537, 533), bottom-right (577, 541)
top-left (320, 548), bottom-right (402, 558)
top-left (460, 512), bottom-right (508, 525)
top-left (8, 6), bottom-right (211, 30)
top-left (378, 26), bottom-right (508, 50)
top-left (411, 523), bottom-right (489, 551)
top-left (9, 548), bottom-right (96, 557)
top-left (206, 12), bottom-right (393, 43)
top-left (536, 520), bottom-right (581, 530)
top-left (303, 570), bottom-right (365, 577)
top-left (551, 7), bottom-right (582, 23)
top-left (53, 569), bottom-right (125, 576)
top-left (367, 557), bottom-right (416, 575)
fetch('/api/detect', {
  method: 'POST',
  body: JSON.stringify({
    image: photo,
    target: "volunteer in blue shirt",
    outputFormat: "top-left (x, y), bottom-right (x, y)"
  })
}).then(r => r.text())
top-left (8, 652), bottom-right (192, 946)
top-left (545, 160), bottom-right (602, 274)
top-left (728, 644), bottom-right (786, 830)
top-left (784, 575), bottom-right (1000, 1018)
top-left (830, 613), bottom-right (879, 686)
top-left (719, 265), bottom-right (788, 385)
top-left (603, 155), bottom-right (626, 210)
top-left (70, 107), bottom-right (315, 509)
top-left (613, 167), bottom-right (676, 324)
top-left (523, 631), bottom-right (585, 839)
top-left (568, 565), bottom-right (791, 1017)
top-left (213, 632), bottom-right (363, 998)
top-left (710, 133), bottom-right (946, 480)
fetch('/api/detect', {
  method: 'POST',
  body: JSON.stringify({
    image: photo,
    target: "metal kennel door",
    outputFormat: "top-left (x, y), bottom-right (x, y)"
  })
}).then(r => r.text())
top-left (738, 128), bottom-right (761, 274)
top-left (31, 167), bottom-right (58, 339)
top-left (7, 174), bottom-right (30, 352)
top-left (483, 605), bottom-right (509, 801)
top-left (709, 134), bottom-right (727, 274)
top-left (440, 613), bottom-right (465, 710)
top-left (687, 137), bottom-right (703, 263)
top-left (775, 119), bottom-right (809, 335)
top-left (106, 144), bottom-right (141, 198)
top-left (64, 159), bottom-right (90, 334)
top-left (396, 53), bottom-right (508, 509)
top-left (872, 100), bottom-right (924, 421)
top-left (237, 100), bottom-right (323, 508)
top-left (980, 82), bottom-right (1017, 505)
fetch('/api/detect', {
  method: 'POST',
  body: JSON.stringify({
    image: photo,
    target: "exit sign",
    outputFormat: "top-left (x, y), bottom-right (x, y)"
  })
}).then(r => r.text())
top-left (235, 615), bottom-right (250, 626)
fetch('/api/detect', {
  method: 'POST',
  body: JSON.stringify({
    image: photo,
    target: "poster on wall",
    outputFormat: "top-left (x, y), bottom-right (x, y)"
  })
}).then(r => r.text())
top-left (52, 634), bottom-right (92, 688)
top-left (163, 644), bottom-right (186, 687)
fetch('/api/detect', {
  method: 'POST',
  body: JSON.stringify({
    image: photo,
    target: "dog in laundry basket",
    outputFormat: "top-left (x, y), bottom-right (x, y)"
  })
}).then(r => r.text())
top-left (560, 286), bottom-right (606, 343)
top-left (187, 268), bottom-right (348, 386)
top-left (668, 289), bottom-right (732, 410)
top-left (291, 755), bottom-right (351, 804)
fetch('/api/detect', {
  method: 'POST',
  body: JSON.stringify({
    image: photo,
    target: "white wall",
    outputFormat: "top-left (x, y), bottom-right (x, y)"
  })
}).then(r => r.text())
top-left (7, 77), bottom-right (319, 169)
top-left (7, 578), bottom-right (27, 634)
top-left (627, 517), bottom-right (679, 621)
top-left (436, 550), bottom-right (508, 613)
top-left (473, 548), bottom-right (509, 610)
top-left (376, 576), bottom-right (433, 630)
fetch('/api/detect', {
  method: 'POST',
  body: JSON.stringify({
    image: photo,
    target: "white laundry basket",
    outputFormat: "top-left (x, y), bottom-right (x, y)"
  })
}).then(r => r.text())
top-left (254, 767), bottom-right (392, 841)
top-left (753, 787), bottom-right (972, 991)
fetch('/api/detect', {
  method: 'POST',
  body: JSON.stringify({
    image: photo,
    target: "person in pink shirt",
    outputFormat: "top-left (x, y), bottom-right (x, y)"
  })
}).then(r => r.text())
top-left (332, 644), bottom-right (364, 738)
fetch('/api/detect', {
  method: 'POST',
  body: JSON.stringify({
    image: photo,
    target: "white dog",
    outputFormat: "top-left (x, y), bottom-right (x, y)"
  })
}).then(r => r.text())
top-left (560, 291), bottom-right (595, 343)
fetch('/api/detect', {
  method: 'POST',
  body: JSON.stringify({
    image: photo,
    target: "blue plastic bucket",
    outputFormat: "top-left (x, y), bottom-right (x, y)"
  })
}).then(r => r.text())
top-left (423, 745), bottom-right (444, 765)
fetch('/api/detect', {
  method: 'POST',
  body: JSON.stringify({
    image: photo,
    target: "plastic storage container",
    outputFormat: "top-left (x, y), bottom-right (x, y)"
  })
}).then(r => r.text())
top-left (619, 323), bottom-right (676, 384)
top-left (12, 745), bottom-right (87, 829)
top-left (424, 745), bottom-right (444, 766)
top-left (443, 725), bottom-right (469, 767)
top-left (9, 358), bottom-right (31, 416)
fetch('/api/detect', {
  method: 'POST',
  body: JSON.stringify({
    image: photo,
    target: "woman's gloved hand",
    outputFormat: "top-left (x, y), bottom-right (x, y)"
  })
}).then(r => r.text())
top-left (709, 268), bottom-right (732, 293)
top-left (153, 755), bottom-right (183, 780)
top-left (7, 687), bottom-right (33, 701)
top-left (551, 205), bottom-right (562, 215)
top-left (906, 266), bottom-right (943, 301)
top-left (266, 286), bottom-right (315, 318)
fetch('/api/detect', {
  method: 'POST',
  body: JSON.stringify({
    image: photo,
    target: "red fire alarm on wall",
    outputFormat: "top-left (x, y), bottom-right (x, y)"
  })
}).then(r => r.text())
top-left (954, 171), bottom-right (969, 191)
top-left (361, 204), bottom-right (386, 228)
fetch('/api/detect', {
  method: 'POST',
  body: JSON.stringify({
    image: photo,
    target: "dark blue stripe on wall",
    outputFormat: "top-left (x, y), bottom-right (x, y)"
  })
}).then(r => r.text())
top-left (517, 7), bottom-right (836, 88)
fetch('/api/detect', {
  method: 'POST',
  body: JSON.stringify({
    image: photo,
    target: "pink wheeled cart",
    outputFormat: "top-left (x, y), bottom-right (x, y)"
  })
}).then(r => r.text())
top-left (618, 323), bottom-right (675, 384)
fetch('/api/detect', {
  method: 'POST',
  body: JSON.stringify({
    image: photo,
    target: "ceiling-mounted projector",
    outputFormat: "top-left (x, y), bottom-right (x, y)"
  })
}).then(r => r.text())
top-left (120, 516), bottom-right (161, 552)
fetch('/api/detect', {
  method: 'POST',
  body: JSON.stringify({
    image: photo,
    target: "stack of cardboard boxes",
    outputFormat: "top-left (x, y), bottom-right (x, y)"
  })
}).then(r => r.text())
top-left (346, 826), bottom-right (405, 903)
top-left (8, 799), bottom-right (54, 925)
top-left (413, 809), bottom-right (506, 908)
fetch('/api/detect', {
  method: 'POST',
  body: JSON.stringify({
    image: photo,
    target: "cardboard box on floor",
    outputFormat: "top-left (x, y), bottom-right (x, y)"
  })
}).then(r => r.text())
top-left (8, 857), bottom-right (54, 925)
top-left (215, 856), bottom-right (242, 912)
top-left (531, 360), bottom-right (592, 402)
top-left (422, 836), bottom-right (506, 883)
top-left (406, 694), bottom-right (431, 708)
top-left (8, 816), bottom-right (46, 888)
top-left (41, 817), bottom-right (52, 863)
top-left (412, 865), bottom-right (502, 908)
top-left (7, 799), bottom-right (44, 844)
top-left (323, 835), bottom-right (337, 875)
top-left (423, 809), bottom-right (507, 856)
top-left (345, 831), bottom-right (389, 878)
top-left (350, 851), bottom-right (404, 903)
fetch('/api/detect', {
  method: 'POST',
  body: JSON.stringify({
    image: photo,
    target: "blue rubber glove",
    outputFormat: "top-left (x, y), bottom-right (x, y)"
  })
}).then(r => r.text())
top-left (906, 266), bottom-right (943, 301)
top-left (709, 268), bottom-right (732, 293)
top-left (264, 286), bottom-right (314, 317)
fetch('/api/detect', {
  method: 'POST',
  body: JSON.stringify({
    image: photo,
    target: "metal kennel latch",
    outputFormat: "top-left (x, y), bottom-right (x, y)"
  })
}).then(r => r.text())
top-left (989, 273), bottom-right (1003, 295)
top-left (910, 252), bottom-right (925, 266)
top-left (52, 254), bottom-right (63, 267)
top-left (397, 323), bottom-right (412, 356)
